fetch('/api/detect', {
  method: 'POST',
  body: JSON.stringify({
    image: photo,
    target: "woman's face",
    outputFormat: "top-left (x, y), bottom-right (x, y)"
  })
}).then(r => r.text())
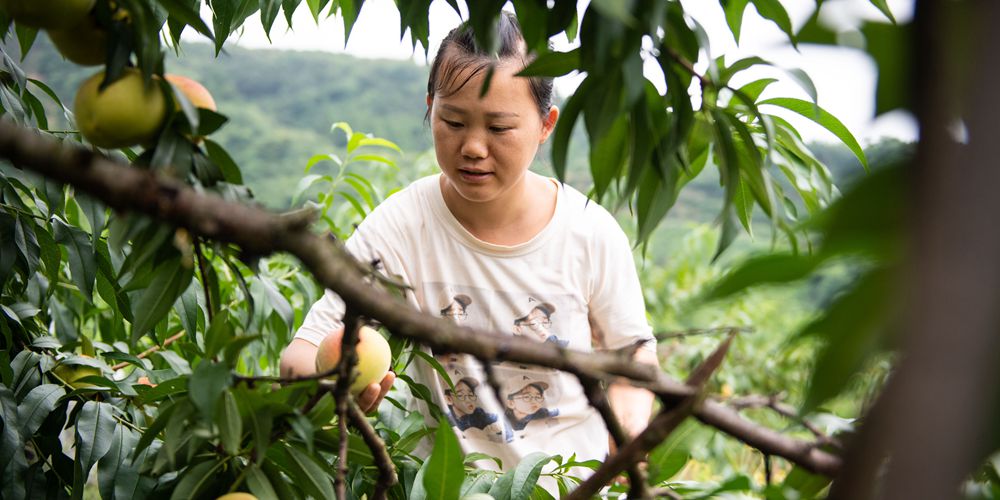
top-left (507, 385), bottom-right (544, 417)
top-left (428, 57), bottom-right (558, 206)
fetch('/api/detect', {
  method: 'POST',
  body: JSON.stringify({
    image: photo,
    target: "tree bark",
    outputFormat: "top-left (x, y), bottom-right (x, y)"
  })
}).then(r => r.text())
top-left (831, 1), bottom-right (1000, 498)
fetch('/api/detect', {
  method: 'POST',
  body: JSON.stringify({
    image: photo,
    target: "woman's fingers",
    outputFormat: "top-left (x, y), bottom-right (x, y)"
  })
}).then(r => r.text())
top-left (356, 371), bottom-right (396, 414)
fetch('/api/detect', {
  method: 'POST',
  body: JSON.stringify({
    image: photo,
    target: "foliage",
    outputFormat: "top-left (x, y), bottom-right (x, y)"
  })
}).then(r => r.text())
top-left (5, 0), bottom-right (990, 499)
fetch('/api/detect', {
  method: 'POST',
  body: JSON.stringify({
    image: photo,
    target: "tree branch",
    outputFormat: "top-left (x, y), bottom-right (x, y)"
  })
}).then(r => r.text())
top-left (347, 400), bottom-right (397, 500)
top-left (0, 121), bottom-right (842, 477)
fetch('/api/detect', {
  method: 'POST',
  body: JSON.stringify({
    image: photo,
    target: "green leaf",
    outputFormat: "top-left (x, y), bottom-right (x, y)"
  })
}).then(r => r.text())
top-left (98, 424), bottom-right (134, 500)
top-left (736, 77), bottom-right (778, 102)
top-left (204, 309), bottom-right (235, 360)
top-left (169, 459), bottom-right (227, 500)
top-left (647, 420), bottom-right (699, 484)
top-left (17, 383), bottom-right (64, 436)
top-left (868, 0), bottom-right (896, 23)
top-left (0, 384), bottom-right (25, 488)
top-left (130, 256), bottom-right (194, 340)
top-left (217, 390), bottom-right (242, 455)
top-left (260, 0), bottom-right (282, 39)
top-left (750, 0), bottom-right (795, 45)
top-left (422, 418), bottom-right (464, 500)
top-left (759, 97), bottom-right (868, 172)
top-left (204, 139), bottom-right (244, 184)
top-left (782, 464), bottom-right (832, 496)
top-left (74, 401), bottom-right (117, 497)
top-left (246, 464), bottom-right (279, 500)
top-left (53, 217), bottom-right (96, 302)
top-left (189, 361), bottom-right (231, 420)
top-left (705, 253), bottom-right (820, 300)
top-left (732, 178), bottom-right (755, 236)
top-left (590, 0), bottom-right (636, 26)
top-left (517, 48), bottom-right (580, 77)
top-left (723, 0), bottom-right (749, 44)
top-left (279, 443), bottom-right (336, 500)
top-left (863, 21), bottom-right (912, 115)
top-left (551, 78), bottom-right (590, 180)
top-left (510, 452), bottom-right (554, 500)
top-left (589, 114), bottom-right (629, 202)
top-left (158, 0), bottom-right (215, 39)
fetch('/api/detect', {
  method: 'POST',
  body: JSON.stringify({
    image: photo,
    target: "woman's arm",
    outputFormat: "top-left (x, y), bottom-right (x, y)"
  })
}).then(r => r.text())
top-left (608, 347), bottom-right (659, 439)
top-left (280, 336), bottom-right (395, 413)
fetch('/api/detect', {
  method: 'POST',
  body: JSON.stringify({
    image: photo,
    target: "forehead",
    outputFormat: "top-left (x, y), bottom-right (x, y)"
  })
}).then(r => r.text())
top-left (433, 56), bottom-right (536, 113)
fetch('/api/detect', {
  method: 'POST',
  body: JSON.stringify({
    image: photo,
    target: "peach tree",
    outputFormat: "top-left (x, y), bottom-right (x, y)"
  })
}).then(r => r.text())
top-left (2, 0), bottom-right (995, 499)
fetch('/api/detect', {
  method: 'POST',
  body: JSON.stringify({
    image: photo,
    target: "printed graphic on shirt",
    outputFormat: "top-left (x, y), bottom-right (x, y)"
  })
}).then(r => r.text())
top-left (495, 365), bottom-right (562, 437)
top-left (510, 295), bottom-right (569, 348)
top-left (443, 375), bottom-right (509, 442)
top-left (424, 284), bottom-right (579, 442)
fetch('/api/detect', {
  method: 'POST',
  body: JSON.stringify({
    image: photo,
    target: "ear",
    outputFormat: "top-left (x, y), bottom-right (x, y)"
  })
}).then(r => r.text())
top-left (426, 94), bottom-right (433, 112)
top-left (539, 105), bottom-right (560, 143)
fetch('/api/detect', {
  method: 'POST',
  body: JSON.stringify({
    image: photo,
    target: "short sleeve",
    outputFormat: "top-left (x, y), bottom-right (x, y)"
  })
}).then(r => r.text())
top-left (586, 214), bottom-right (655, 353)
top-left (294, 205), bottom-right (413, 346)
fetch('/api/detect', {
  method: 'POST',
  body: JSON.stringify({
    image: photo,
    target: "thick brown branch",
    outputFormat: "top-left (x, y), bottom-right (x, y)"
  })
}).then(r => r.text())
top-left (0, 121), bottom-right (842, 477)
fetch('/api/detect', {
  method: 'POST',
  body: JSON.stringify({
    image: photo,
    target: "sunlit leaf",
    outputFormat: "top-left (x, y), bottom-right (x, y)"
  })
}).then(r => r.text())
top-left (759, 97), bottom-right (868, 172)
top-left (422, 418), bottom-right (464, 500)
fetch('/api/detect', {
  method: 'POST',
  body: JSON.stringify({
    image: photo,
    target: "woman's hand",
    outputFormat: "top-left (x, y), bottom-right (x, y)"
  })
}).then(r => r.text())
top-left (356, 371), bottom-right (396, 414)
top-left (280, 337), bottom-right (396, 414)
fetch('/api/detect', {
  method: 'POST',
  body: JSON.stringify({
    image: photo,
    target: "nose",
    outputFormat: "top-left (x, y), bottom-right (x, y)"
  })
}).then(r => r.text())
top-left (460, 131), bottom-right (488, 160)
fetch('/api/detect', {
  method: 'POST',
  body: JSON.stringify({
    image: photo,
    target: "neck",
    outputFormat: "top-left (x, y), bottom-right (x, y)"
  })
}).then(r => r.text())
top-left (440, 172), bottom-right (557, 245)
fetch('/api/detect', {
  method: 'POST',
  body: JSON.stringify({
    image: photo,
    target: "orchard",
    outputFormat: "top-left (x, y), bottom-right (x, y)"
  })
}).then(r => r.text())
top-left (0, 0), bottom-right (998, 499)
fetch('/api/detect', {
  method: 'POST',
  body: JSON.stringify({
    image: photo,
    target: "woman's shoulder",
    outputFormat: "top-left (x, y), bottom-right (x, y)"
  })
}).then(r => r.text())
top-left (347, 175), bottom-right (439, 249)
top-left (358, 175), bottom-right (438, 229)
top-left (555, 181), bottom-right (626, 238)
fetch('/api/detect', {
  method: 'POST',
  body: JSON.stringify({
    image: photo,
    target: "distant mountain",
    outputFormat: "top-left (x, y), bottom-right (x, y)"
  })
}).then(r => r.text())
top-left (17, 38), bottom-right (431, 208)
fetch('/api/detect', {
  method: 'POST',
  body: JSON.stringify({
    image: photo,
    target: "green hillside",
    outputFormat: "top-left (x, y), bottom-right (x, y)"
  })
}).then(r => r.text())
top-left (15, 36), bottom-right (910, 224)
top-left (17, 39), bottom-right (431, 208)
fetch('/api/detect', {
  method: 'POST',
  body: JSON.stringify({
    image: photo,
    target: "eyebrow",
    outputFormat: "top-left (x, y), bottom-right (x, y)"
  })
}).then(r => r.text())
top-left (439, 104), bottom-right (519, 119)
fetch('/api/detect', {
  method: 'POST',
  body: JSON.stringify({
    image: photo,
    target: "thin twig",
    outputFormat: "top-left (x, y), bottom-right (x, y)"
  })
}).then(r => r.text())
top-left (111, 330), bottom-right (186, 371)
top-left (727, 394), bottom-right (843, 450)
top-left (334, 312), bottom-right (362, 500)
top-left (194, 238), bottom-right (215, 325)
top-left (655, 326), bottom-right (754, 341)
top-left (578, 374), bottom-right (650, 499)
top-left (347, 399), bottom-right (397, 499)
top-left (567, 332), bottom-right (738, 500)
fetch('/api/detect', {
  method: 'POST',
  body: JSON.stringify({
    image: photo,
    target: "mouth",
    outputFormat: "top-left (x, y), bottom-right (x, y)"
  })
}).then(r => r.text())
top-left (458, 169), bottom-right (493, 181)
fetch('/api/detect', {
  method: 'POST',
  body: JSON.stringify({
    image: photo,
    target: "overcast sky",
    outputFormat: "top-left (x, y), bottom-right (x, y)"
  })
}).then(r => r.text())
top-left (199, 0), bottom-right (916, 145)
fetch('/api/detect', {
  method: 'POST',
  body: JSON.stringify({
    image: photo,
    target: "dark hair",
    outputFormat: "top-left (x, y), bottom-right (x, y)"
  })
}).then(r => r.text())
top-left (426, 12), bottom-right (554, 120)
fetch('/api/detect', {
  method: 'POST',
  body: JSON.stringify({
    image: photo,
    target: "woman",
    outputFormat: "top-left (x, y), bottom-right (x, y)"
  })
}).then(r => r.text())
top-left (280, 12), bottom-right (658, 477)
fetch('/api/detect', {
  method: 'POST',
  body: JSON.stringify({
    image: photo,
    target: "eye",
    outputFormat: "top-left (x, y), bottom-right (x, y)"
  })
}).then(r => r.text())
top-left (442, 119), bottom-right (464, 129)
top-left (490, 126), bottom-right (513, 133)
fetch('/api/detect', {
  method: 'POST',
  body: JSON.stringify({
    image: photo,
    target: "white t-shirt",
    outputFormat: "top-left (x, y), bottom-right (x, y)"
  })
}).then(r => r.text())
top-left (295, 174), bottom-right (654, 477)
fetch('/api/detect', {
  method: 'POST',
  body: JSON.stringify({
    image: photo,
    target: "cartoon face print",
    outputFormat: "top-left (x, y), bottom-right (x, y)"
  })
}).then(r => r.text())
top-left (512, 299), bottom-right (568, 348)
top-left (444, 377), bottom-right (503, 436)
top-left (437, 286), bottom-right (472, 324)
top-left (502, 378), bottom-right (560, 432)
top-left (507, 383), bottom-right (545, 418)
top-left (446, 378), bottom-right (479, 417)
top-left (513, 307), bottom-right (553, 342)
